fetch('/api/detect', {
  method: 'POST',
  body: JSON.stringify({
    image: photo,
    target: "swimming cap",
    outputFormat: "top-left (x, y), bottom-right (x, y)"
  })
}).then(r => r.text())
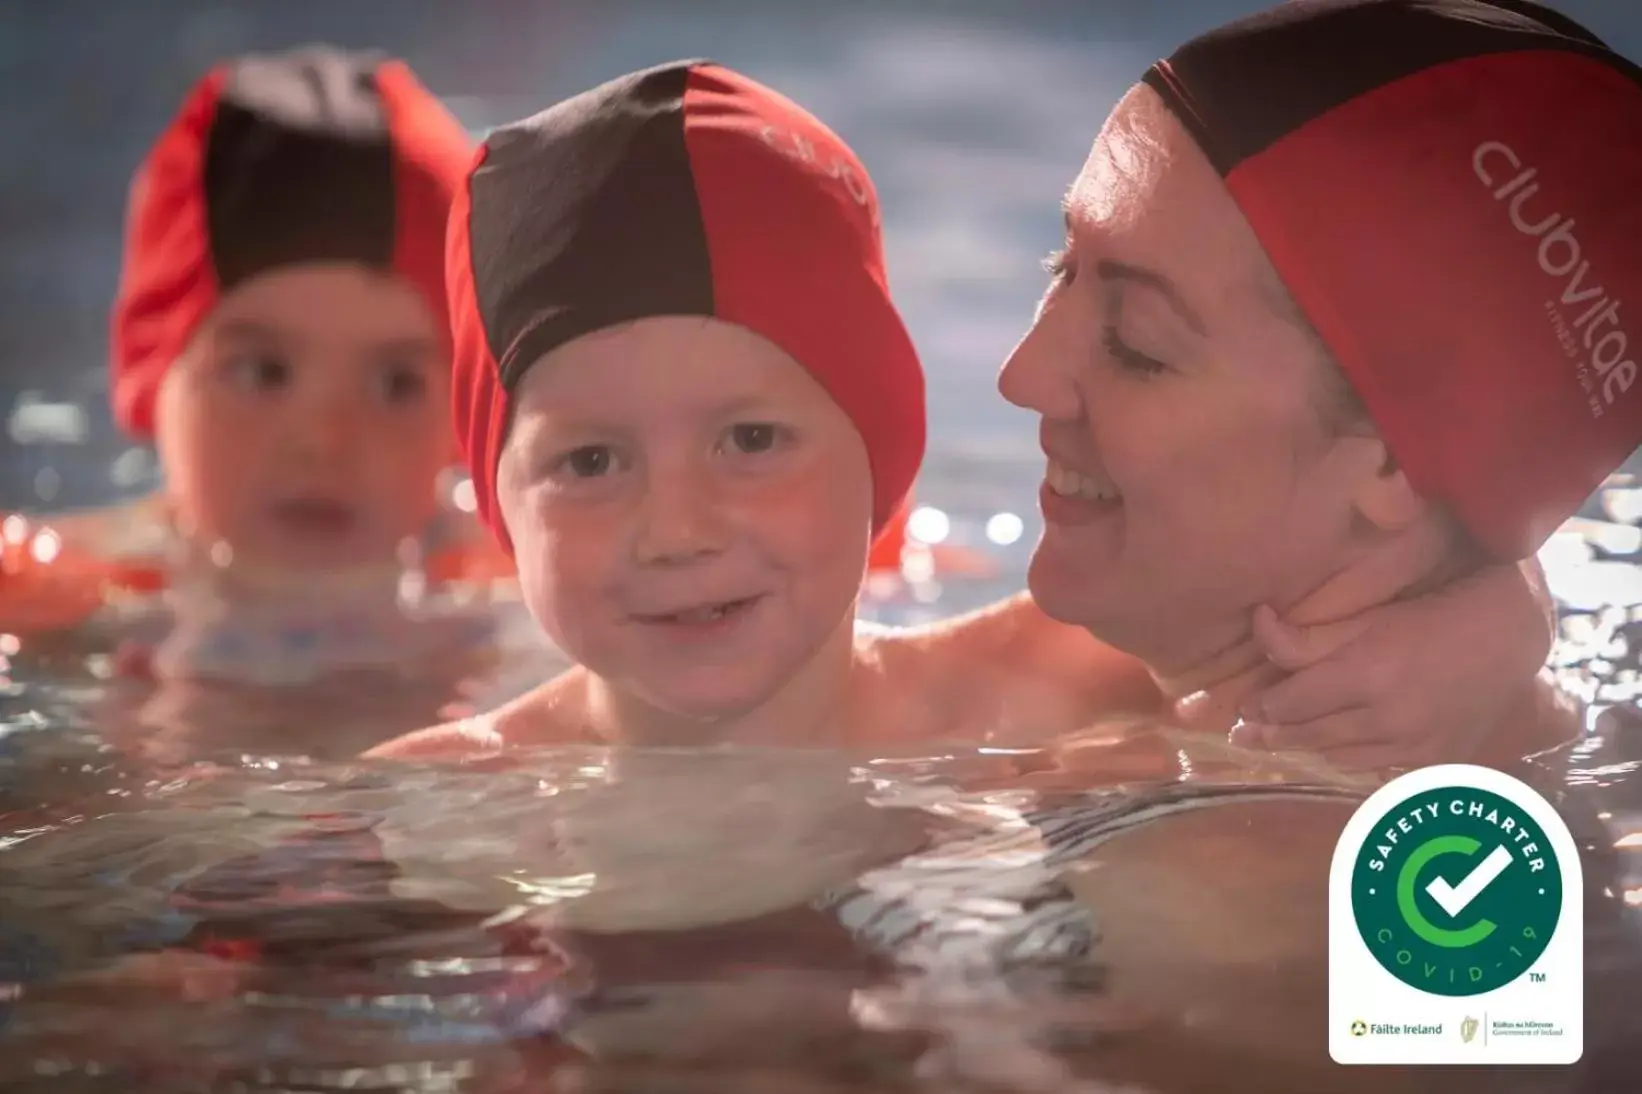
top-left (447, 59), bottom-right (926, 552)
top-left (111, 46), bottom-right (472, 437)
top-left (1143, 0), bottom-right (1642, 558)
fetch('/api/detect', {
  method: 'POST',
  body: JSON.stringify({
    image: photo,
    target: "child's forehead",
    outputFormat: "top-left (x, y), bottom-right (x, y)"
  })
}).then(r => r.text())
top-left (206, 317), bottom-right (440, 364)
top-left (552, 315), bottom-right (791, 362)
top-left (521, 316), bottom-right (830, 405)
top-left (520, 376), bottom-right (824, 434)
top-left (206, 266), bottom-right (440, 349)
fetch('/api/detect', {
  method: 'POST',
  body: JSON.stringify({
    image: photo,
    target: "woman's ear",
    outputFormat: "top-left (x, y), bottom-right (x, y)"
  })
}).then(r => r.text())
top-left (1348, 439), bottom-right (1429, 534)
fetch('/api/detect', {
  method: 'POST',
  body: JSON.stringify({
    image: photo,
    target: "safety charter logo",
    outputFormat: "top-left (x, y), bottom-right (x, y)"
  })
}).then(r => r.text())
top-left (1329, 764), bottom-right (1581, 1065)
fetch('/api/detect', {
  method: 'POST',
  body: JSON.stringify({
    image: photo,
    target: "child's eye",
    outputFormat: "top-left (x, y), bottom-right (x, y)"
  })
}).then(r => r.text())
top-left (725, 422), bottom-right (784, 455)
top-left (554, 444), bottom-right (616, 479)
top-left (223, 352), bottom-right (291, 393)
top-left (376, 362), bottom-right (428, 404)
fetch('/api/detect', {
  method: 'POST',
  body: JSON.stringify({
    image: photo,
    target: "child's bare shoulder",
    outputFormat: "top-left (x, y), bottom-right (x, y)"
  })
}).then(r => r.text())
top-left (362, 713), bottom-right (504, 760)
top-left (364, 668), bottom-right (592, 760)
top-left (849, 610), bottom-right (1001, 691)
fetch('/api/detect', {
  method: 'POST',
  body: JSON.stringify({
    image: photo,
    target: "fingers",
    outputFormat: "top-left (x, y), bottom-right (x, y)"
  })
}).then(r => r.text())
top-left (1233, 705), bottom-right (1476, 771)
top-left (1278, 525), bottom-right (1451, 628)
top-left (1307, 741), bottom-right (1421, 772)
top-left (1251, 603), bottom-right (1373, 672)
top-left (1240, 653), bottom-right (1382, 726)
top-left (1231, 714), bottom-right (1415, 771)
top-left (1244, 710), bottom-right (1384, 753)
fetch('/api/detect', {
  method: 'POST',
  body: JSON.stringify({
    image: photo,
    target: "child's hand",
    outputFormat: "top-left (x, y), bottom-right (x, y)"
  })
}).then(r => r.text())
top-left (1230, 560), bottom-right (1559, 769)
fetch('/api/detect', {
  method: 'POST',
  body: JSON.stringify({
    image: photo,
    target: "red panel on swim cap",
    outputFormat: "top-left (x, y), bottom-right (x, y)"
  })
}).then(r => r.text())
top-left (110, 49), bottom-right (471, 438)
top-left (1145, 0), bottom-right (1642, 558)
top-left (1223, 51), bottom-right (1642, 557)
top-left (446, 140), bottom-right (508, 544)
top-left (681, 64), bottom-right (925, 537)
top-left (375, 59), bottom-right (475, 362)
top-left (110, 68), bottom-right (224, 438)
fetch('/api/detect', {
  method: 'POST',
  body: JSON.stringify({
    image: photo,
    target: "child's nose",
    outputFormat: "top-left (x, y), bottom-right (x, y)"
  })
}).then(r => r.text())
top-left (631, 465), bottom-right (730, 566)
top-left (287, 402), bottom-right (358, 463)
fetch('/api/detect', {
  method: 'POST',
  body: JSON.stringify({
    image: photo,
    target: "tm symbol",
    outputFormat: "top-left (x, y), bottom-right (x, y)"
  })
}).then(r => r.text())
top-left (1530, 972), bottom-right (1547, 983)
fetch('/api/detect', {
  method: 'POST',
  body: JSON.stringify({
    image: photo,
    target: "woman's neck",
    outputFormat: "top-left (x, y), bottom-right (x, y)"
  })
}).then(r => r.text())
top-left (1158, 521), bottom-right (1467, 733)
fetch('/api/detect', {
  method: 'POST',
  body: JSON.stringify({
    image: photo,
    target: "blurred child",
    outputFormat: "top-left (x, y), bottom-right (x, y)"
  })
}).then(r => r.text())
top-left (0, 47), bottom-right (530, 758)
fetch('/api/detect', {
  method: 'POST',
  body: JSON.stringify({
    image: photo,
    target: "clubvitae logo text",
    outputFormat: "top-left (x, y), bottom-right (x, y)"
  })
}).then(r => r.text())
top-left (1474, 139), bottom-right (1634, 415)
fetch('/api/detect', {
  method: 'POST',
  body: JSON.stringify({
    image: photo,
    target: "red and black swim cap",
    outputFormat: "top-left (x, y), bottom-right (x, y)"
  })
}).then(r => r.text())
top-left (1144, 0), bottom-right (1642, 558)
top-left (111, 46), bottom-right (472, 437)
top-left (447, 60), bottom-right (927, 553)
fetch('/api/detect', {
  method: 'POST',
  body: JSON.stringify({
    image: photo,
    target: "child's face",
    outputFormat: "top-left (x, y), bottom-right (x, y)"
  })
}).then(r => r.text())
top-left (496, 316), bottom-right (875, 723)
top-left (154, 263), bottom-right (454, 572)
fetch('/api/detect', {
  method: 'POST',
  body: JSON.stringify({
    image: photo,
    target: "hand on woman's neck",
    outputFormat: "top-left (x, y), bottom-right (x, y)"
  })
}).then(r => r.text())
top-left (1160, 520), bottom-right (1466, 734)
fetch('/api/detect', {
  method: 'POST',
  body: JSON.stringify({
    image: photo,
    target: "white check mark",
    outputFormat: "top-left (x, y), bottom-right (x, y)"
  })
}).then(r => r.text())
top-left (1425, 844), bottom-right (1512, 918)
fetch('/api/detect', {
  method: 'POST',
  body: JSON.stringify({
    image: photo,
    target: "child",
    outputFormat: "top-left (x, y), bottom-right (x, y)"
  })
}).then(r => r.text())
top-left (371, 59), bottom-right (1561, 765)
top-left (0, 47), bottom-right (531, 758)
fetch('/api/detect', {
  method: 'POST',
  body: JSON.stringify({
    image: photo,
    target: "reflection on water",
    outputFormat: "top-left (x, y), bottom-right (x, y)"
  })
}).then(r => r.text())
top-left (0, 737), bottom-right (1363, 1089)
top-left (1, 718), bottom-right (1638, 1092)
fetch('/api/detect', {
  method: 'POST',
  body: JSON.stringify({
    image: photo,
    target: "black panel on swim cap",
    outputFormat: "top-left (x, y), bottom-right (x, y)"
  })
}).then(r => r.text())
top-left (1142, 0), bottom-right (1628, 176)
top-left (204, 46), bottom-right (396, 291)
top-left (465, 60), bottom-right (715, 392)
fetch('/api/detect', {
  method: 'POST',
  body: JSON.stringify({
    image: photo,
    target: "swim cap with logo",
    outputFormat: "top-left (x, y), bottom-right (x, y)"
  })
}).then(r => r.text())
top-left (446, 59), bottom-right (927, 553)
top-left (111, 46), bottom-right (473, 437)
top-left (1143, 0), bottom-right (1642, 558)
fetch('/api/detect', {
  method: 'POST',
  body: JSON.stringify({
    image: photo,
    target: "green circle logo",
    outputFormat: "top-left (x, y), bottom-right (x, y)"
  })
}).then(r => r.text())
top-left (1351, 785), bottom-right (1561, 997)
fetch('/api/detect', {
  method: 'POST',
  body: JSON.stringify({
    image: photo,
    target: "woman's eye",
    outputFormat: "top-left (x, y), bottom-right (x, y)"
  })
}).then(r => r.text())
top-left (1101, 328), bottom-right (1167, 376)
top-left (1042, 246), bottom-right (1075, 287)
top-left (1100, 283), bottom-right (1169, 377)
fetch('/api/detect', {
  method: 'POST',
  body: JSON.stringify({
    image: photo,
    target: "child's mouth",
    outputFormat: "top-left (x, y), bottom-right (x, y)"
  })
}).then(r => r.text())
top-left (270, 499), bottom-right (359, 537)
top-left (636, 595), bottom-right (763, 627)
